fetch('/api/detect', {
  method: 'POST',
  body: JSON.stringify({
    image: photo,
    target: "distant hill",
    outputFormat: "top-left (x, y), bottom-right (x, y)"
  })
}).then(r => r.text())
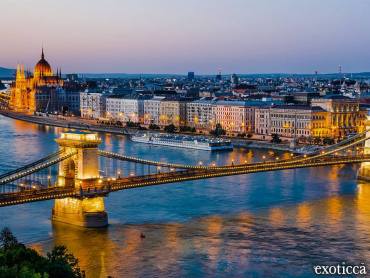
top-left (81, 72), bottom-right (370, 79)
top-left (80, 73), bottom-right (183, 79)
top-left (0, 67), bottom-right (15, 78)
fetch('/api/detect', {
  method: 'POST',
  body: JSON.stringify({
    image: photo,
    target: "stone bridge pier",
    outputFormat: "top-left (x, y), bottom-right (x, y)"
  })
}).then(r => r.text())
top-left (52, 132), bottom-right (108, 228)
top-left (358, 114), bottom-right (370, 181)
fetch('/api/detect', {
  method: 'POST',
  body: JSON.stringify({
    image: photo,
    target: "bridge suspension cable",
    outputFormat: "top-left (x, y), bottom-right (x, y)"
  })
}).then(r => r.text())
top-left (98, 150), bottom-right (208, 169)
top-left (106, 155), bottom-right (370, 192)
top-left (0, 150), bottom-right (64, 180)
top-left (99, 131), bottom-right (368, 172)
top-left (0, 150), bottom-right (77, 186)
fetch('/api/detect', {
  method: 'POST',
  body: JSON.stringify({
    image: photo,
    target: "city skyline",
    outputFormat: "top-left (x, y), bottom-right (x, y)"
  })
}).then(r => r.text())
top-left (1, 0), bottom-right (370, 74)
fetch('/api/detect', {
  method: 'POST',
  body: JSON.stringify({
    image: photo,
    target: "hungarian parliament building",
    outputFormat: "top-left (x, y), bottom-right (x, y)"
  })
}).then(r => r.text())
top-left (9, 49), bottom-right (80, 114)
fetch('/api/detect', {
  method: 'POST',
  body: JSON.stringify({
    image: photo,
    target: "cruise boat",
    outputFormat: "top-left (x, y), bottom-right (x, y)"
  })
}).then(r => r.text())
top-left (130, 133), bottom-right (233, 151)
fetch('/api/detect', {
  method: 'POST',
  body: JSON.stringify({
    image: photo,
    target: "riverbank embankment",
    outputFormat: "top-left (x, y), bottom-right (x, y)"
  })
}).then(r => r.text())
top-left (0, 110), bottom-right (300, 153)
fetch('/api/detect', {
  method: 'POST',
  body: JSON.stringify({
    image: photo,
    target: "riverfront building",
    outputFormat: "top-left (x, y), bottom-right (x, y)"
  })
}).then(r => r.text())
top-left (159, 99), bottom-right (187, 126)
top-left (9, 49), bottom-right (64, 113)
top-left (254, 106), bottom-right (271, 139)
top-left (106, 95), bottom-right (145, 123)
top-left (143, 97), bottom-right (164, 125)
top-left (80, 91), bottom-right (106, 119)
top-left (186, 99), bottom-right (215, 131)
top-left (269, 105), bottom-right (329, 139)
top-left (311, 96), bottom-right (366, 137)
top-left (212, 101), bottom-right (255, 136)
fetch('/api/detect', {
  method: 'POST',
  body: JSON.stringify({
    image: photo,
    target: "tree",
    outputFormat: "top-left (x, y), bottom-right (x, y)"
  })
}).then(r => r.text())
top-left (323, 137), bottom-right (335, 145)
top-left (271, 133), bottom-right (282, 144)
top-left (0, 227), bottom-right (18, 250)
top-left (179, 126), bottom-right (192, 132)
top-left (211, 124), bottom-right (226, 137)
top-left (0, 228), bottom-right (85, 278)
top-left (164, 124), bottom-right (177, 133)
top-left (47, 246), bottom-right (84, 278)
top-left (149, 124), bottom-right (160, 130)
top-left (126, 121), bottom-right (140, 128)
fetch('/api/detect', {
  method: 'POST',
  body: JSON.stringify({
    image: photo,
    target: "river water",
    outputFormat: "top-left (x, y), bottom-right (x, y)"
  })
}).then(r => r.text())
top-left (0, 115), bottom-right (370, 278)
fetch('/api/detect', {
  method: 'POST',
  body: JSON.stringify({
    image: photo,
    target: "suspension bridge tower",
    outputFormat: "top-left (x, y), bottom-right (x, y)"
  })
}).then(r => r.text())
top-left (359, 113), bottom-right (370, 181)
top-left (52, 132), bottom-right (108, 228)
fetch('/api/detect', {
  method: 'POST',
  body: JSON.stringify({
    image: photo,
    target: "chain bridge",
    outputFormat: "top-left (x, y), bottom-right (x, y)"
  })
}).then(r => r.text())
top-left (1, 123), bottom-right (370, 227)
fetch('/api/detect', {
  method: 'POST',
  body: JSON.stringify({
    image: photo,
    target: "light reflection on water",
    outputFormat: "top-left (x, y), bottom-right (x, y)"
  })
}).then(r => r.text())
top-left (0, 115), bottom-right (369, 277)
top-left (28, 187), bottom-right (370, 278)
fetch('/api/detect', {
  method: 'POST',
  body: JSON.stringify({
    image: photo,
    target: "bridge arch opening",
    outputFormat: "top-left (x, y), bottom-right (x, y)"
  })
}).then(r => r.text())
top-left (64, 159), bottom-right (77, 187)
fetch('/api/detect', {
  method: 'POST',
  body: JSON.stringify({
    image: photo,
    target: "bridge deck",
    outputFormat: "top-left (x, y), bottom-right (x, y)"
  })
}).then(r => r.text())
top-left (1, 155), bottom-right (369, 208)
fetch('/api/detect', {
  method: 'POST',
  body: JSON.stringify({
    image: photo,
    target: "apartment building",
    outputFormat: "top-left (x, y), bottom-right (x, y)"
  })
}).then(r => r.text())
top-left (106, 96), bottom-right (145, 123)
top-left (159, 99), bottom-right (187, 126)
top-left (254, 106), bottom-right (271, 138)
top-left (144, 96), bottom-right (165, 125)
top-left (80, 91), bottom-right (106, 119)
top-left (212, 101), bottom-right (251, 135)
top-left (186, 99), bottom-right (215, 130)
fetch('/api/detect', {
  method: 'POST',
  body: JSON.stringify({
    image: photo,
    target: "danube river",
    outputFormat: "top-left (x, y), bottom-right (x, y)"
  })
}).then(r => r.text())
top-left (1, 115), bottom-right (370, 278)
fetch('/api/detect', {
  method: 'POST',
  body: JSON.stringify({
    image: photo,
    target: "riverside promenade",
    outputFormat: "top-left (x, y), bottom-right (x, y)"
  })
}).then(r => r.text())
top-left (0, 110), bottom-right (296, 152)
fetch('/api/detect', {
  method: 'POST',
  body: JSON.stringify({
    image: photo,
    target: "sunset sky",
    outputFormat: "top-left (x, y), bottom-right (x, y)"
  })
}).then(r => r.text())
top-left (1, 0), bottom-right (369, 74)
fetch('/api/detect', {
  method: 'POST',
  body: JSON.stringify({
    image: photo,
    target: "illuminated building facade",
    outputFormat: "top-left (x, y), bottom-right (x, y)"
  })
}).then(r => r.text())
top-left (80, 91), bottom-right (106, 119)
top-left (269, 105), bottom-right (329, 139)
top-left (254, 106), bottom-right (271, 138)
top-left (186, 99), bottom-right (214, 131)
top-left (159, 100), bottom-right (187, 126)
top-left (311, 96), bottom-right (366, 138)
top-left (144, 96), bottom-right (164, 125)
top-left (212, 101), bottom-right (253, 135)
top-left (106, 96), bottom-right (144, 123)
top-left (9, 49), bottom-right (64, 113)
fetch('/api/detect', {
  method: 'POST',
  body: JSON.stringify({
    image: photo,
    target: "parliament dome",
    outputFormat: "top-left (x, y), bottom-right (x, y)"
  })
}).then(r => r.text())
top-left (34, 49), bottom-right (53, 77)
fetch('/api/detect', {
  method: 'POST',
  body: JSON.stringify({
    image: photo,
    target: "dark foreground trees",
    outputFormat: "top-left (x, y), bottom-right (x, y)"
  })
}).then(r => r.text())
top-left (0, 227), bottom-right (84, 278)
top-left (210, 123), bottom-right (226, 137)
top-left (270, 133), bottom-right (282, 144)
